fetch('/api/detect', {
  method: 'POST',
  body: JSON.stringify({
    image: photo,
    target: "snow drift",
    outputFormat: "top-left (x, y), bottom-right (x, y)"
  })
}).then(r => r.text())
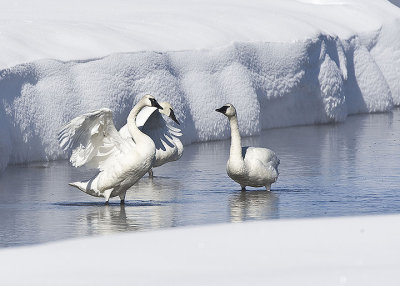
top-left (1, 0), bottom-right (400, 69)
top-left (1, 214), bottom-right (400, 285)
top-left (1, 0), bottom-right (400, 171)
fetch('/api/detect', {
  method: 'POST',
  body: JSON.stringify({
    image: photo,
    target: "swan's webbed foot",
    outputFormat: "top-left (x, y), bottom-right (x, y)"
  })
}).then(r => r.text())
top-left (105, 200), bottom-right (110, 205)
top-left (120, 199), bottom-right (125, 205)
top-left (241, 186), bottom-right (246, 191)
top-left (148, 169), bottom-right (154, 178)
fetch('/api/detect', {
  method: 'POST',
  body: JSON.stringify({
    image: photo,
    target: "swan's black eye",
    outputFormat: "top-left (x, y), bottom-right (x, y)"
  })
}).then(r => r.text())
top-left (215, 106), bottom-right (229, 114)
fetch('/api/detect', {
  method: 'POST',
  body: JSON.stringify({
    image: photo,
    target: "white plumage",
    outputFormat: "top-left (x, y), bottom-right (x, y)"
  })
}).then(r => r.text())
top-left (58, 95), bottom-right (163, 203)
top-left (119, 102), bottom-right (183, 177)
top-left (216, 104), bottom-right (280, 191)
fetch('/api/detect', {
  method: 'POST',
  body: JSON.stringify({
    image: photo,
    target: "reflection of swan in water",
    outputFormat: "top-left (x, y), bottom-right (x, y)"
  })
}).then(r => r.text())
top-left (229, 191), bottom-right (279, 222)
top-left (126, 176), bottom-right (183, 228)
top-left (131, 176), bottom-right (182, 202)
top-left (75, 176), bottom-right (183, 235)
top-left (83, 204), bottom-right (140, 235)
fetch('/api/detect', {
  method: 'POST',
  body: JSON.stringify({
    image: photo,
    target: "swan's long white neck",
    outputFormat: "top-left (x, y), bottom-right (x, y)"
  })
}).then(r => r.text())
top-left (229, 115), bottom-right (243, 162)
top-left (127, 101), bottom-right (150, 144)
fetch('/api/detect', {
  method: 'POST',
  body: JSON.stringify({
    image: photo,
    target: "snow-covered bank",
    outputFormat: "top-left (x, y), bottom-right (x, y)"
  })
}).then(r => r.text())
top-left (1, 25), bottom-right (400, 170)
top-left (1, 0), bottom-right (400, 171)
top-left (1, 214), bottom-right (399, 285)
top-left (1, 0), bottom-right (400, 69)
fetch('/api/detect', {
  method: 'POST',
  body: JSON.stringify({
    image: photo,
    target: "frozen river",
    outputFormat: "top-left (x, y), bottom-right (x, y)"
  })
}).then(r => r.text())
top-left (1, 109), bottom-right (399, 247)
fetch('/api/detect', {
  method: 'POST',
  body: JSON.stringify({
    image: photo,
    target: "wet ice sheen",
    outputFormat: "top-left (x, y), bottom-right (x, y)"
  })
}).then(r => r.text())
top-left (0, 109), bottom-right (399, 247)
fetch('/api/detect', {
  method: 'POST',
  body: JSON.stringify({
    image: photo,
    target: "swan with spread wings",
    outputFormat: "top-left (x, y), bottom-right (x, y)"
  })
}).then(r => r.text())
top-left (58, 95), bottom-right (163, 204)
top-left (119, 102), bottom-right (183, 177)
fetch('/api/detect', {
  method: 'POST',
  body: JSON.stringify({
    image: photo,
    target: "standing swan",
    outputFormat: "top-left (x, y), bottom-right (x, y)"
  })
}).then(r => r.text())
top-left (216, 104), bottom-right (280, 191)
top-left (58, 95), bottom-right (163, 203)
top-left (119, 102), bottom-right (183, 178)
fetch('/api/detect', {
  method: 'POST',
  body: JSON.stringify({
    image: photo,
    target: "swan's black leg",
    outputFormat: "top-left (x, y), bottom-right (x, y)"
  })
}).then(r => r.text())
top-left (119, 192), bottom-right (126, 204)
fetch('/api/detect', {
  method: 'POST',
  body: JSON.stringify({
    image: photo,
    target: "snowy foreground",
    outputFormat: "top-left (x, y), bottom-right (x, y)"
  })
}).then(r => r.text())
top-left (1, 0), bottom-right (400, 171)
top-left (1, 214), bottom-right (399, 285)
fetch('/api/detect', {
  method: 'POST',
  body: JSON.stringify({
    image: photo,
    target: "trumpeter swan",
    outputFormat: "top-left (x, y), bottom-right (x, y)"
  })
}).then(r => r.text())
top-left (119, 102), bottom-right (183, 177)
top-left (58, 95), bottom-right (163, 203)
top-left (216, 104), bottom-right (280, 191)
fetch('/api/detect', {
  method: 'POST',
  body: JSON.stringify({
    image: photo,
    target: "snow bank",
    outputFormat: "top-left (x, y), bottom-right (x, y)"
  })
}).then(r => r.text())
top-left (1, 214), bottom-right (399, 285)
top-left (1, 24), bottom-right (400, 170)
top-left (1, 0), bottom-right (400, 170)
top-left (1, 0), bottom-right (400, 69)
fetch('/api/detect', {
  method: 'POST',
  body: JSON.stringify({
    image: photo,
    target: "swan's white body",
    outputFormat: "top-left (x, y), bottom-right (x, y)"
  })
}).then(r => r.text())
top-left (119, 102), bottom-right (183, 176)
top-left (58, 95), bottom-right (162, 202)
top-left (216, 104), bottom-right (279, 191)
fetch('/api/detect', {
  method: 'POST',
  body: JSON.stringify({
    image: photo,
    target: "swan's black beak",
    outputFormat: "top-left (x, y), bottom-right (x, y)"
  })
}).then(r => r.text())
top-left (169, 109), bottom-right (180, 125)
top-left (215, 106), bottom-right (228, 114)
top-left (150, 98), bottom-right (163, 110)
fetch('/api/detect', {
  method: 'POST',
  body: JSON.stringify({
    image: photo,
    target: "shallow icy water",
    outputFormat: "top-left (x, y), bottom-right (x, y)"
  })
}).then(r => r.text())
top-left (1, 109), bottom-right (399, 247)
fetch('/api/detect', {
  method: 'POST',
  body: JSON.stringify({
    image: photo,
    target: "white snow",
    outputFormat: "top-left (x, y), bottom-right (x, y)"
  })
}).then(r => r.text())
top-left (1, 214), bottom-right (399, 285)
top-left (1, 0), bottom-right (400, 171)
top-left (1, 0), bottom-right (399, 69)
top-left (1, 2), bottom-right (399, 282)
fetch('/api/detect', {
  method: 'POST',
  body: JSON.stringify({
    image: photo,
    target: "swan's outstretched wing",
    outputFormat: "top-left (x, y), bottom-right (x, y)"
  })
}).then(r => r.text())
top-left (58, 108), bottom-right (128, 170)
top-left (137, 106), bottom-right (182, 152)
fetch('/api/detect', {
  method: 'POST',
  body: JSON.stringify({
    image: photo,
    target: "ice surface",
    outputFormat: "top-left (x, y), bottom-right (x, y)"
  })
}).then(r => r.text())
top-left (1, 1), bottom-right (400, 171)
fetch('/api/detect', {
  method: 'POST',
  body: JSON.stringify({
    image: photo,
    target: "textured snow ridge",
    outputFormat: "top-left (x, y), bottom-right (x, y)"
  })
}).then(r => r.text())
top-left (0, 23), bottom-right (399, 171)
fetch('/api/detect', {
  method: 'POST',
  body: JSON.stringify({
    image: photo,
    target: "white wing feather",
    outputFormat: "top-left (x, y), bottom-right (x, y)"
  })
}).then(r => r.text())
top-left (136, 106), bottom-right (158, 128)
top-left (58, 108), bottom-right (128, 170)
top-left (119, 106), bottom-right (182, 150)
top-left (139, 107), bottom-right (182, 151)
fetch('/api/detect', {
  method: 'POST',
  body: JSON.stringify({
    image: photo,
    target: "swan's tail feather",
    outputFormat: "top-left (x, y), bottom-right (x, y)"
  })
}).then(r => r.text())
top-left (69, 181), bottom-right (88, 191)
top-left (69, 180), bottom-right (101, 197)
